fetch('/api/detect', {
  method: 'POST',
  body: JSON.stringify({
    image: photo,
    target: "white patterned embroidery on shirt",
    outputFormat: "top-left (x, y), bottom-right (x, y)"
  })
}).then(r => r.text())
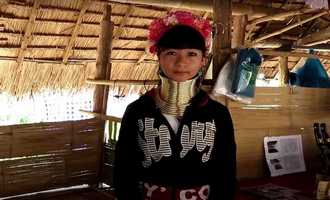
top-left (137, 118), bottom-right (172, 168)
top-left (138, 118), bottom-right (216, 167)
top-left (181, 120), bottom-right (216, 162)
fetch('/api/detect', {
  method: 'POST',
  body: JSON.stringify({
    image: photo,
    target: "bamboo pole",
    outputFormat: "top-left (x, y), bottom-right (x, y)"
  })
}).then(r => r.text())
top-left (108, 0), bottom-right (284, 17)
top-left (303, 38), bottom-right (330, 46)
top-left (80, 110), bottom-right (122, 122)
top-left (249, 8), bottom-right (314, 25)
top-left (259, 49), bottom-right (330, 60)
top-left (213, 0), bottom-right (232, 83)
top-left (297, 26), bottom-right (330, 46)
top-left (252, 40), bottom-right (282, 48)
top-left (253, 11), bottom-right (328, 43)
top-left (87, 79), bottom-right (159, 86)
top-left (279, 56), bottom-right (289, 86)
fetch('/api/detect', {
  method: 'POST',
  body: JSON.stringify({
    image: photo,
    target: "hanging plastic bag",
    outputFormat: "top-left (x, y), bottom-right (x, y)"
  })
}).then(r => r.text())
top-left (212, 56), bottom-right (235, 97)
top-left (212, 48), bottom-right (262, 104)
top-left (290, 57), bottom-right (330, 88)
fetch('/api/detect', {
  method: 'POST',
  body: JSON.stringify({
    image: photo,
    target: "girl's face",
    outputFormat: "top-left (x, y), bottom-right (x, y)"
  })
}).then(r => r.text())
top-left (158, 48), bottom-right (206, 82)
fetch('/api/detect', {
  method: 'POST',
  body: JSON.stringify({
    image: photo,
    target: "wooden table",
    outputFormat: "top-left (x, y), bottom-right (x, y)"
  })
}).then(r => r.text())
top-left (235, 173), bottom-right (316, 199)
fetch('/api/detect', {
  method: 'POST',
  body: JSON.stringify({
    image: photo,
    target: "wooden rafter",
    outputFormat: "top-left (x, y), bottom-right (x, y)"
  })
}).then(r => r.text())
top-left (253, 11), bottom-right (328, 43)
top-left (291, 57), bottom-right (306, 72)
top-left (87, 78), bottom-right (158, 86)
top-left (62, 0), bottom-right (91, 64)
top-left (113, 5), bottom-right (134, 40)
top-left (118, 5), bottom-right (147, 68)
top-left (259, 49), bottom-right (330, 60)
top-left (135, 49), bottom-right (148, 66)
top-left (108, 0), bottom-right (284, 18)
top-left (0, 55), bottom-right (157, 64)
top-left (249, 8), bottom-right (313, 25)
top-left (16, 0), bottom-right (40, 66)
top-left (297, 26), bottom-right (330, 46)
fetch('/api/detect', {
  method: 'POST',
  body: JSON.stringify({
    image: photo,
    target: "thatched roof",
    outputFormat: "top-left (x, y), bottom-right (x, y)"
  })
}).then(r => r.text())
top-left (0, 0), bottom-right (329, 97)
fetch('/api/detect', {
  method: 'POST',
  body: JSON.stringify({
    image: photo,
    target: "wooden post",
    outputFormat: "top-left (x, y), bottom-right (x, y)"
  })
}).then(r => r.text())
top-left (93, 3), bottom-right (114, 186)
top-left (279, 56), bottom-right (289, 86)
top-left (232, 15), bottom-right (247, 48)
top-left (213, 0), bottom-right (232, 83)
top-left (93, 4), bottom-right (113, 114)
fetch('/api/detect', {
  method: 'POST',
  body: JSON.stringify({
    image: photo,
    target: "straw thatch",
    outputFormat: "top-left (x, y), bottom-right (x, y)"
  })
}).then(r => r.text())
top-left (0, 0), bottom-right (329, 97)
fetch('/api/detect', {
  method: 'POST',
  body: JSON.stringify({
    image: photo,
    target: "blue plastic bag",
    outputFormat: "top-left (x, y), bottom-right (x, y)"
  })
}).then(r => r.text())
top-left (213, 48), bottom-right (262, 104)
top-left (290, 57), bottom-right (330, 88)
top-left (231, 48), bottom-right (262, 97)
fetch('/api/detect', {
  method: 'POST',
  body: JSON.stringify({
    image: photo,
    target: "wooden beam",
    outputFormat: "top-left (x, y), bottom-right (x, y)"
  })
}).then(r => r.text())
top-left (113, 5), bottom-right (134, 40)
top-left (249, 8), bottom-right (314, 25)
top-left (62, 0), bottom-right (91, 64)
top-left (87, 78), bottom-right (159, 86)
top-left (252, 40), bottom-right (282, 48)
top-left (253, 11), bottom-right (328, 43)
top-left (92, 3), bottom-right (113, 187)
top-left (109, 0), bottom-right (284, 17)
top-left (0, 55), bottom-right (157, 64)
top-left (232, 15), bottom-right (247, 48)
top-left (213, 0), bottom-right (232, 82)
top-left (297, 26), bottom-right (330, 46)
top-left (16, 0), bottom-right (40, 66)
top-left (0, 14), bottom-right (148, 30)
top-left (291, 57), bottom-right (306, 72)
top-left (259, 49), bottom-right (330, 60)
top-left (80, 110), bottom-right (122, 122)
top-left (279, 56), bottom-right (289, 86)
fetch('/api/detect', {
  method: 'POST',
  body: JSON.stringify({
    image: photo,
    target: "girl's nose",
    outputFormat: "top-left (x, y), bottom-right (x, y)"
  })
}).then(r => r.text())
top-left (175, 53), bottom-right (187, 66)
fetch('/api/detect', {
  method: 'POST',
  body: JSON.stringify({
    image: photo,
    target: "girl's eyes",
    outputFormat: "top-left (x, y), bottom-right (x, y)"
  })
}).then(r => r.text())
top-left (165, 51), bottom-right (198, 56)
top-left (166, 51), bottom-right (176, 56)
top-left (188, 52), bottom-right (198, 56)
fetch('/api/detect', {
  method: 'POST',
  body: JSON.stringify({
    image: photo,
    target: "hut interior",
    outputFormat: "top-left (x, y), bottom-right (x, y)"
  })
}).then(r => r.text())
top-left (0, 0), bottom-right (330, 199)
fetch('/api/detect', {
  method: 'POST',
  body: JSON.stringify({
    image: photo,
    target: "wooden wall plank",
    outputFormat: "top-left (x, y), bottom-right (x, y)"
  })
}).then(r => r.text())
top-left (0, 162), bottom-right (3, 195)
top-left (0, 126), bottom-right (12, 159)
top-left (225, 87), bottom-right (330, 178)
top-left (72, 119), bottom-right (103, 150)
top-left (0, 118), bottom-right (102, 197)
top-left (2, 156), bottom-right (66, 196)
top-left (66, 149), bottom-right (98, 185)
top-left (11, 122), bottom-right (72, 157)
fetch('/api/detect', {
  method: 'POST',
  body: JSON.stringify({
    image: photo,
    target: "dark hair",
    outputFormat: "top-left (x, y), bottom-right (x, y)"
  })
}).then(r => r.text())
top-left (157, 25), bottom-right (206, 54)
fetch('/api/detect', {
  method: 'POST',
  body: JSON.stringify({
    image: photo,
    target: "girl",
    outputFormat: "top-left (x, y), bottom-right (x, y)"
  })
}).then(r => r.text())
top-left (114, 11), bottom-right (236, 200)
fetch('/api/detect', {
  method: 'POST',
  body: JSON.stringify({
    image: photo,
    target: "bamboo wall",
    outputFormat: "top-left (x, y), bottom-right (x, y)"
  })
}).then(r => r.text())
top-left (226, 87), bottom-right (330, 179)
top-left (0, 118), bottom-right (103, 197)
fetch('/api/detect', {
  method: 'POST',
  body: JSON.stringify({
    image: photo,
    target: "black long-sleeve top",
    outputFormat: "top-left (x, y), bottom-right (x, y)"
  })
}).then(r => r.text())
top-left (113, 89), bottom-right (236, 200)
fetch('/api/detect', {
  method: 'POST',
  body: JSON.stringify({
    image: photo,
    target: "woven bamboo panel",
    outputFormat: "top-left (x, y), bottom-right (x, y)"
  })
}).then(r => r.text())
top-left (0, 126), bottom-right (12, 159)
top-left (2, 156), bottom-right (67, 196)
top-left (11, 121), bottom-right (72, 157)
top-left (228, 87), bottom-right (330, 178)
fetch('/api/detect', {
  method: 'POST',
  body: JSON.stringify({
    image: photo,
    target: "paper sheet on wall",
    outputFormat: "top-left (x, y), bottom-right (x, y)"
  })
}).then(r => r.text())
top-left (264, 135), bottom-right (306, 177)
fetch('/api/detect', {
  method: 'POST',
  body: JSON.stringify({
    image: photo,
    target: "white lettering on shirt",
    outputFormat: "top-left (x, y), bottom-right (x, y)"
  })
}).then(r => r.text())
top-left (137, 118), bottom-right (216, 167)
